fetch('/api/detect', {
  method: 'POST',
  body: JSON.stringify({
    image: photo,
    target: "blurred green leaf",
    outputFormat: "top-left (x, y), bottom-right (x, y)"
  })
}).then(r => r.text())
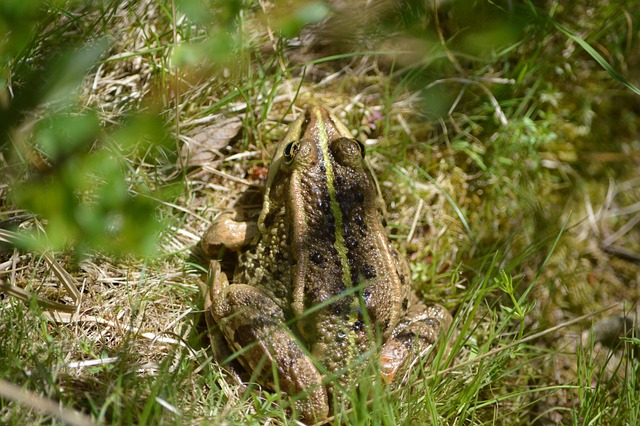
top-left (175, 0), bottom-right (242, 26)
top-left (0, 0), bottom-right (42, 72)
top-left (274, 1), bottom-right (330, 38)
top-left (1, 0), bottom-right (174, 258)
top-left (461, 24), bottom-right (522, 58)
top-left (10, 108), bottom-right (171, 257)
top-left (35, 111), bottom-right (99, 161)
top-left (42, 39), bottom-right (108, 104)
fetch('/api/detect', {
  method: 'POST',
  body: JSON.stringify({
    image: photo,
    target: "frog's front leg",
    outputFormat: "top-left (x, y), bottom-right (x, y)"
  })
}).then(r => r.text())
top-left (380, 302), bottom-right (453, 384)
top-left (204, 261), bottom-right (329, 423)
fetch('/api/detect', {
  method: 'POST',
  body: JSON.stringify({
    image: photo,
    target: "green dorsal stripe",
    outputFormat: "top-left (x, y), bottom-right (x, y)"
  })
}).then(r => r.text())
top-left (315, 109), bottom-right (352, 289)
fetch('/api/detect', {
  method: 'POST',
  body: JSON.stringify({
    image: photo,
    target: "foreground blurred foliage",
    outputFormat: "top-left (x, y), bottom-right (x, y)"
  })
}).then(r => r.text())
top-left (10, 111), bottom-right (173, 256)
top-left (1, 0), bottom-right (176, 256)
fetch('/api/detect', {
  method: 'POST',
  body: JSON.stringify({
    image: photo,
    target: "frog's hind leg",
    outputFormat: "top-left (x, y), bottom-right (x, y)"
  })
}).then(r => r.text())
top-left (208, 269), bottom-right (329, 423)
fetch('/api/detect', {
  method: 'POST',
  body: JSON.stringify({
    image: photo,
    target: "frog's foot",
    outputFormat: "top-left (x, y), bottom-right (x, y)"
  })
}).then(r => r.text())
top-left (201, 212), bottom-right (258, 257)
top-left (211, 281), bottom-right (329, 423)
top-left (380, 304), bottom-right (453, 384)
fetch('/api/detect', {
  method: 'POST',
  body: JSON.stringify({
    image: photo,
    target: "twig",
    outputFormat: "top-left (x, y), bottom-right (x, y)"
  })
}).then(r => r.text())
top-left (407, 199), bottom-right (424, 243)
top-left (201, 165), bottom-right (254, 186)
top-left (602, 245), bottom-right (640, 263)
top-left (602, 211), bottom-right (640, 246)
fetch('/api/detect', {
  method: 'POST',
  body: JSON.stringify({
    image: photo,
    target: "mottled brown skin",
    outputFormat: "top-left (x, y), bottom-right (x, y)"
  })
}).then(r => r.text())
top-left (201, 106), bottom-right (452, 423)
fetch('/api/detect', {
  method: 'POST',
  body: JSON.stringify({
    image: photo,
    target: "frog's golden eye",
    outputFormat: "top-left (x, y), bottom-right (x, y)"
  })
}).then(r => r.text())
top-left (283, 140), bottom-right (300, 164)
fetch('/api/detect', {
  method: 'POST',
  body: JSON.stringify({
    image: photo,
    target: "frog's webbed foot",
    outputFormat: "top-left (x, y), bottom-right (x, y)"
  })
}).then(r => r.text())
top-left (201, 212), bottom-right (258, 257)
top-left (380, 303), bottom-right (453, 385)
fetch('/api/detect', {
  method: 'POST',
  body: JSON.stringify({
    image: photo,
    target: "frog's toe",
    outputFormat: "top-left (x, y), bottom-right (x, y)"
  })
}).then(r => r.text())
top-left (380, 338), bottom-right (409, 384)
top-left (381, 304), bottom-right (453, 384)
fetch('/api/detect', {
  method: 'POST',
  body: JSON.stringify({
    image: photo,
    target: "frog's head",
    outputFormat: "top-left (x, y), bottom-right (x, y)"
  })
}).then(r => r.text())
top-left (258, 106), bottom-right (374, 238)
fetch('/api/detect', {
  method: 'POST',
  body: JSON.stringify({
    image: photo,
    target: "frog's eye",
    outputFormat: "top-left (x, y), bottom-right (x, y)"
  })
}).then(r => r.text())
top-left (341, 138), bottom-right (366, 158)
top-left (283, 140), bottom-right (300, 164)
top-left (332, 137), bottom-right (366, 166)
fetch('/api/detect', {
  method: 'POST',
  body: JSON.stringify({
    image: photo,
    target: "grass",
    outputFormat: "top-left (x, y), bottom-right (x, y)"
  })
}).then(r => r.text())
top-left (1, 0), bottom-right (640, 424)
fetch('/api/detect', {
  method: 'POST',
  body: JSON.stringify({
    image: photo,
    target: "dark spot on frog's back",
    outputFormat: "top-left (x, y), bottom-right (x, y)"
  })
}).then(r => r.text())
top-left (330, 298), bottom-right (353, 316)
top-left (317, 196), bottom-right (326, 212)
top-left (275, 251), bottom-right (287, 262)
top-left (323, 215), bottom-right (336, 235)
top-left (310, 251), bottom-right (324, 267)
top-left (274, 286), bottom-right (287, 299)
top-left (361, 263), bottom-right (377, 279)
top-left (345, 235), bottom-right (358, 249)
top-left (318, 193), bottom-right (332, 216)
top-left (361, 287), bottom-right (371, 303)
top-left (269, 268), bottom-right (283, 282)
top-left (337, 184), bottom-right (364, 205)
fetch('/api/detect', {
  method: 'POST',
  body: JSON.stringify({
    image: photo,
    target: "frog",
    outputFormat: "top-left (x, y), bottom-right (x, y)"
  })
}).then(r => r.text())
top-left (200, 106), bottom-right (453, 423)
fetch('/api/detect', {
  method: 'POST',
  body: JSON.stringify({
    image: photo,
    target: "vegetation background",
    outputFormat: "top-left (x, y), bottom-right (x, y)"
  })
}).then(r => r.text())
top-left (1, 0), bottom-right (639, 424)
